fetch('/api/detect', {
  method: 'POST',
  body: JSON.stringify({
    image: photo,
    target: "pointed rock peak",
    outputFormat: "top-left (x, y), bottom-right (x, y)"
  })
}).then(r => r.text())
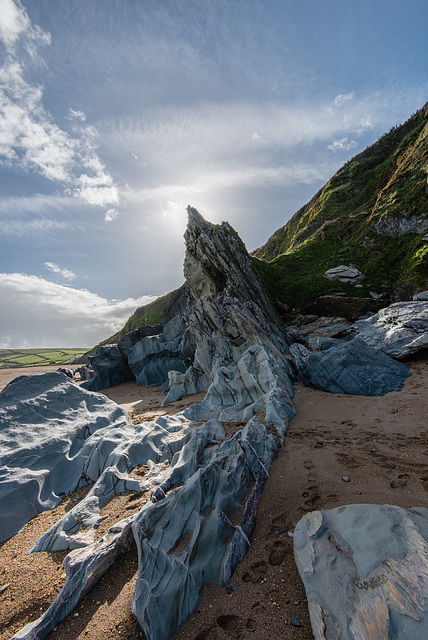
top-left (186, 205), bottom-right (210, 230)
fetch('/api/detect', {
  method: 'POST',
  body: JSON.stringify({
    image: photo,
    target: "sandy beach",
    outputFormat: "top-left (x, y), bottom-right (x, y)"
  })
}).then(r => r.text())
top-left (0, 359), bottom-right (427, 640)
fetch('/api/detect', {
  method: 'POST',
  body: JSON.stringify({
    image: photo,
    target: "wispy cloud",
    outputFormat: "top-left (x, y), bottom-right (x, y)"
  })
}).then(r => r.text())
top-left (0, 0), bottom-right (119, 212)
top-left (334, 91), bottom-right (355, 107)
top-left (328, 137), bottom-right (358, 152)
top-left (0, 273), bottom-right (157, 347)
top-left (44, 262), bottom-right (76, 280)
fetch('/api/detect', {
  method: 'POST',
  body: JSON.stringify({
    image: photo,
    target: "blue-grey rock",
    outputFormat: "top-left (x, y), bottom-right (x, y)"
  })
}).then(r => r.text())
top-left (353, 300), bottom-right (428, 358)
top-left (291, 337), bottom-right (410, 396)
top-left (8, 209), bottom-right (295, 640)
top-left (81, 344), bottom-right (134, 391)
top-left (0, 372), bottom-right (135, 543)
top-left (294, 504), bottom-right (428, 640)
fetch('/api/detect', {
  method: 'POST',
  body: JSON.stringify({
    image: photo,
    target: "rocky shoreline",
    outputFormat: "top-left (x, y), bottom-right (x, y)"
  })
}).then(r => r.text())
top-left (1, 208), bottom-right (427, 640)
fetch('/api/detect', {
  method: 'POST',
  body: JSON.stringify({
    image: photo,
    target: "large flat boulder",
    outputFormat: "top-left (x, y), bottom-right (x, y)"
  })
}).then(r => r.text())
top-left (290, 337), bottom-right (410, 395)
top-left (294, 504), bottom-right (428, 640)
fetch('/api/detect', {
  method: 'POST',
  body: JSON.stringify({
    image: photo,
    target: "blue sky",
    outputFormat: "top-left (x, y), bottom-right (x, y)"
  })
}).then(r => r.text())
top-left (1, 0), bottom-right (427, 347)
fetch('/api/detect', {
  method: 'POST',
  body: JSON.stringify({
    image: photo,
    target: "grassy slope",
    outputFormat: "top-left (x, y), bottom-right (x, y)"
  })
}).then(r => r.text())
top-left (252, 103), bottom-right (428, 310)
top-left (0, 349), bottom-right (88, 368)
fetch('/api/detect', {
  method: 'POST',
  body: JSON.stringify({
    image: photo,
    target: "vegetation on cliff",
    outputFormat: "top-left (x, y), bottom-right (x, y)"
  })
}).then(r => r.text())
top-left (252, 102), bottom-right (428, 309)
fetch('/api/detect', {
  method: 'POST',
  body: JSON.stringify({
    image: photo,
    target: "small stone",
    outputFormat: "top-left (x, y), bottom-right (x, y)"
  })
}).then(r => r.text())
top-left (73, 612), bottom-right (79, 617)
top-left (290, 614), bottom-right (302, 627)
top-left (342, 476), bottom-right (350, 482)
top-left (287, 531), bottom-right (294, 537)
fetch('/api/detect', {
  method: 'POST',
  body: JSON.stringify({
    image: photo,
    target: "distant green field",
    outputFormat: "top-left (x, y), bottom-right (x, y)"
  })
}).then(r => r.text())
top-left (0, 348), bottom-right (88, 368)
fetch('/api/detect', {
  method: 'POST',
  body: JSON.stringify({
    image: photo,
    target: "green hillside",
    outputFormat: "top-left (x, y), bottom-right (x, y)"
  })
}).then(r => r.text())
top-left (252, 102), bottom-right (428, 310)
top-left (0, 349), bottom-right (88, 368)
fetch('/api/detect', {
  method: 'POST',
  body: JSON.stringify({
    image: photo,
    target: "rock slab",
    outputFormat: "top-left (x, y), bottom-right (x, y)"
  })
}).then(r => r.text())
top-left (294, 504), bottom-right (428, 640)
top-left (290, 338), bottom-right (410, 396)
top-left (353, 300), bottom-right (428, 358)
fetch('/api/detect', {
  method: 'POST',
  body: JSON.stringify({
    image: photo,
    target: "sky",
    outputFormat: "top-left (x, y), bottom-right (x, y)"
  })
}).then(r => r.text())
top-left (0, 0), bottom-right (427, 348)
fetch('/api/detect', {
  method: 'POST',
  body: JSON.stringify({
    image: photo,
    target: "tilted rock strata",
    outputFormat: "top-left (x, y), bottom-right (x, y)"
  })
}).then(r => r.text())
top-left (7, 209), bottom-right (296, 640)
top-left (294, 504), bottom-right (428, 640)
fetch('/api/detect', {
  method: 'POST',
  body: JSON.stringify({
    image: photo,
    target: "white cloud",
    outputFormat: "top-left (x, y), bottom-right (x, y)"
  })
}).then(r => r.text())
top-left (44, 262), bottom-right (76, 280)
top-left (68, 108), bottom-right (86, 122)
top-left (334, 91), bottom-right (355, 107)
top-left (105, 208), bottom-right (119, 222)
top-left (0, 0), bottom-right (30, 46)
top-left (0, 1), bottom-right (119, 208)
top-left (328, 137), bottom-right (358, 152)
top-left (0, 273), bottom-right (158, 348)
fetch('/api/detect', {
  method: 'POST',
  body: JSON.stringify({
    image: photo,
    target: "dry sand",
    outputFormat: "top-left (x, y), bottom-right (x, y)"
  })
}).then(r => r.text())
top-left (0, 359), bottom-right (427, 640)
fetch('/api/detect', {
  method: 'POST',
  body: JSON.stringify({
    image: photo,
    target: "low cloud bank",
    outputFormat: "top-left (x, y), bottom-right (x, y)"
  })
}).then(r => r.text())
top-left (0, 273), bottom-right (157, 348)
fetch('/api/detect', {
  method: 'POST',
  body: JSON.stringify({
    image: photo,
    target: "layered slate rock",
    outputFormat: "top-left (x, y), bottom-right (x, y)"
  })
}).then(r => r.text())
top-left (353, 300), bottom-right (428, 358)
top-left (294, 504), bottom-right (428, 640)
top-left (0, 372), bottom-right (135, 544)
top-left (83, 283), bottom-right (195, 391)
top-left (9, 209), bottom-right (295, 640)
top-left (165, 207), bottom-right (295, 435)
top-left (82, 344), bottom-right (134, 391)
top-left (290, 338), bottom-right (410, 395)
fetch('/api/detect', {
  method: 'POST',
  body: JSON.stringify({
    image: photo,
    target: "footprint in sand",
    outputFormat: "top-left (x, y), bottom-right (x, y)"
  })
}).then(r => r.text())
top-left (390, 473), bottom-right (410, 488)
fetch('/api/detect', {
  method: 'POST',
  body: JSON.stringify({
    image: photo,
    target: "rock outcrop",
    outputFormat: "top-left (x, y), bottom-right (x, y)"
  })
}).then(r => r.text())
top-left (5, 208), bottom-right (296, 640)
top-left (290, 338), bottom-right (411, 396)
top-left (83, 283), bottom-right (194, 391)
top-left (0, 372), bottom-right (135, 544)
top-left (353, 300), bottom-right (428, 358)
top-left (294, 504), bottom-right (428, 640)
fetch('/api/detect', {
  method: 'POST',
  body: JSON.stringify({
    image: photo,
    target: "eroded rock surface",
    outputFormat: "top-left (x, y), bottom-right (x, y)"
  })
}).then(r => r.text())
top-left (353, 300), bottom-right (428, 358)
top-left (7, 209), bottom-right (295, 640)
top-left (290, 338), bottom-right (410, 395)
top-left (294, 504), bottom-right (428, 640)
top-left (0, 372), bottom-right (135, 544)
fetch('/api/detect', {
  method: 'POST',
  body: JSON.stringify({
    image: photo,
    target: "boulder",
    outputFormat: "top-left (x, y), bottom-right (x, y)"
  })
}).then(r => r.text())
top-left (286, 315), bottom-right (352, 350)
top-left (294, 504), bottom-right (428, 640)
top-left (290, 338), bottom-right (410, 395)
top-left (353, 300), bottom-right (428, 358)
top-left (323, 265), bottom-right (364, 283)
top-left (82, 344), bottom-right (134, 391)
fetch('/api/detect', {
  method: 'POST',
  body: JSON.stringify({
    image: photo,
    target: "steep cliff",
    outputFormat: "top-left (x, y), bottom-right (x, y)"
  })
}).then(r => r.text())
top-left (253, 102), bottom-right (428, 309)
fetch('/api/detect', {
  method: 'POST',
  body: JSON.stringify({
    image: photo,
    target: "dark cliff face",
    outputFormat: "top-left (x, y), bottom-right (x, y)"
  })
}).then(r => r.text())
top-left (252, 102), bottom-right (428, 309)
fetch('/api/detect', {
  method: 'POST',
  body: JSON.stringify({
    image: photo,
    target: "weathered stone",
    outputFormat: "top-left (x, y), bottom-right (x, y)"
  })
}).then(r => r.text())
top-left (82, 344), bottom-right (134, 391)
top-left (323, 265), bottom-right (364, 283)
top-left (290, 337), bottom-right (411, 396)
top-left (85, 284), bottom-right (195, 391)
top-left (286, 315), bottom-right (352, 350)
top-left (8, 209), bottom-right (295, 640)
top-left (163, 207), bottom-right (294, 436)
top-left (373, 214), bottom-right (428, 237)
top-left (294, 504), bottom-right (428, 640)
top-left (353, 300), bottom-right (428, 358)
top-left (414, 290), bottom-right (428, 301)
top-left (0, 372), bottom-right (135, 543)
